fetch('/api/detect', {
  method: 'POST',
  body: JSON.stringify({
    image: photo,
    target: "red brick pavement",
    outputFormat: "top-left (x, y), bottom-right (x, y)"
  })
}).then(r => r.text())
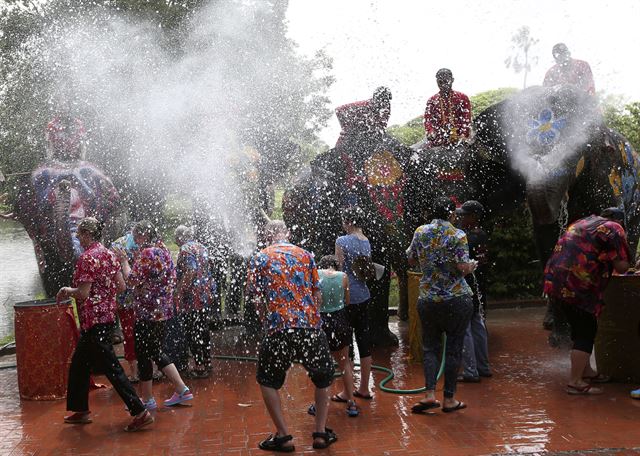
top-left (1, 307), bottom-right (640, 455)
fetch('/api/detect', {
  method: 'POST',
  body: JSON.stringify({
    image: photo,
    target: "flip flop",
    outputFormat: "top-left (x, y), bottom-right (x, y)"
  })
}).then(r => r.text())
top-left (353, 391), bottom-right (373, 400)
top-left (442, 401), bottom-right (467, 413)
top-left (411, 400), bottom-right (441, 414)
top-left (583, 374), bottom-right (611, 384)
top-left (330, 393), bottom-right (348, 403)
top-left (566, 384), bottom-right (603, 395)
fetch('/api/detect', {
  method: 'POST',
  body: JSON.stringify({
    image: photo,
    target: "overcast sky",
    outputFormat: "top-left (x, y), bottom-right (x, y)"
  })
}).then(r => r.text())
top-left (286, 0), bottom-right (640, 144)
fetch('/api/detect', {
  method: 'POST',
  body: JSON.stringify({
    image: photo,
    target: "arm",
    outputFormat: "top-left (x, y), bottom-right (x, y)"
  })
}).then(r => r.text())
top-left (115, 270), bottom-right (126, 294)
top-left (613, 259), bottom-right (630, 274)
top-left (459, 94), bottom-right (472, 138)
top-left (335, 241), bottom-right (345, 271)
top-left (457, 260), bottom-right (478, 276)
top-left (56, 282), bottom-right (92, 304)
top-left (424, 98), bottom-right (435, 135)
top-left (342, 273), bottom-right (350, 306)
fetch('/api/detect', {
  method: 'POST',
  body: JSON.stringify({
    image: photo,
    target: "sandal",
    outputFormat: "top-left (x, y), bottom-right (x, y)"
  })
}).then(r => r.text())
top-left (442, 401), bottom-right (467, 413)
top-left (330, 393), bottom-right (348, 403)
top-left (566, 384), bottom-right (603, 395)
top-left (583, 374), bottom-right (611, 383)
top-left (346, 400), bottom-right (359, 417)
top-left (307, 404), bottom-right (316, 416)
top-left (411, 400), bottom-right (441, 414)
top-left (312, 428), bottom-right (337, 449)
top-left (258, 433), bottom-right (295, 453)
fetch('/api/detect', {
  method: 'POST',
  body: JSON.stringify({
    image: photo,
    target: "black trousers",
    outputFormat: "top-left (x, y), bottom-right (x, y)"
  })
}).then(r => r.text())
top-left (182, 308), bottom-right (212, 368)
top-left (67, 323), bottom-right (145, 416)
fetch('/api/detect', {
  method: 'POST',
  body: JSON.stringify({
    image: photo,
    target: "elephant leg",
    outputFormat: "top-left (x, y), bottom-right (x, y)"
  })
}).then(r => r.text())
top-left (368, 270), bottom-right (399, 347)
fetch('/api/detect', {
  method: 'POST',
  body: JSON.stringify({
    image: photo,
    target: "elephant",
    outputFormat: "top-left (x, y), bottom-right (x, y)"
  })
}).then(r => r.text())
top-left (284, 84), bottom-right (640, 348)
top-left (2, 116), bottom-right (123, 297)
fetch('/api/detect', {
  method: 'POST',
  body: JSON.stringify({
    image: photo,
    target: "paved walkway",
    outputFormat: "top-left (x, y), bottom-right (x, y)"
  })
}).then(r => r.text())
top-left (1, 307), bottom-right (640, 455)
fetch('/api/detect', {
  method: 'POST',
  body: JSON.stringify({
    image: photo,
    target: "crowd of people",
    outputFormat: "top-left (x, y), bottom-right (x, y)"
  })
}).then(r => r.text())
top-left (51, 42), bottom-right (636, 452)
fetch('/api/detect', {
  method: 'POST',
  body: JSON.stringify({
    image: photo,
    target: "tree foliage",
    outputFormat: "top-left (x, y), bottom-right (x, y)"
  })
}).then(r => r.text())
top-left (602, 100), bottom-right (640, 152)
top-left (504, 26), bottom-right (539, 89)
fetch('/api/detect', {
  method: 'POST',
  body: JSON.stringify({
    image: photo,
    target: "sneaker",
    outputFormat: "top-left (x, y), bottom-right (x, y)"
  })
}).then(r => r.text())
top-left (143, 397), bottom-right (158, 410)
top-left (64, 412), bottom-right (92, 424)
top-left (124, 410), bottom-right (154, 432)
top-left (164, 387), bottom-right (193, 407)
top-left (631, 388), bottom-right (640, 399)
top-left (346, 400), bottom-right (359, 417)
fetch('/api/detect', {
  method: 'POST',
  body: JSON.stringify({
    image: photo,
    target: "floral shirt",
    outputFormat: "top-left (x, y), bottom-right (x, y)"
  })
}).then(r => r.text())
top-left (72, 242), bottom-right (121, 331)
top-left (406, 219), bottom-right (472, 301)
top-left (424, 90), bottom-right (472, 147)
top-left (176, 240), bottom-right (216, 312)
top-left (246, 242), bottom-right (321, 334)
top-left (543, 215), bottom-right (630, 316)
top-left (129, 241), bottom-right (176, 321)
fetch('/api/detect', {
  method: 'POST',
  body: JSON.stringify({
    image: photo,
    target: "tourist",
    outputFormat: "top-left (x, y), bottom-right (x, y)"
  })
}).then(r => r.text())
top-left (247, 220), bottom-right (337, 451)
top-left (407, 197), bottom-right (476, 414)
top-left (543, 43), bottom-right (595, 95)
top-left (116, 220), bottom-right (193, 409)
top-left (544, 208), bottom-right (630, 395)
top-left (111, 228), bottom-right (139, 383)
top-left (335, 86), bottom-right (392, 149)
top-left (174, 225), bottom-right (216, 379)
top-left (317, 254), bottom-right (359, 417)
top-left (456, 200), bottom-right (492, 382)
top-left (57, 217), bottom-right (152, 432)
top-left (336, 206), bottom-right (374, 400)
top-left (423, 68), bottom-right (472, 148)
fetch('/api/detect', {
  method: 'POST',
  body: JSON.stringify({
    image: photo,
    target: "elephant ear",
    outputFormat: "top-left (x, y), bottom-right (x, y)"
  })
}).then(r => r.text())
top-left (352, 255), bottom-right (376, 282)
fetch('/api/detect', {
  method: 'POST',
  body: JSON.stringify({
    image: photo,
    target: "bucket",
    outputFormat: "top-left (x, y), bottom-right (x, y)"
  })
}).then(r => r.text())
top-left (407, 271), bottom-right (423, 363)
top-left (594, 275), bottom-right (640, 383)
top-left (14, 299), bottom-right (77, 400)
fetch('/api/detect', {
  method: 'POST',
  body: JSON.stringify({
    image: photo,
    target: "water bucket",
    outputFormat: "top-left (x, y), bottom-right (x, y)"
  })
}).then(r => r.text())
top-left (594, 275), bottom-right (640, 383)
top-left (14, 299), bottom-right (77, 400)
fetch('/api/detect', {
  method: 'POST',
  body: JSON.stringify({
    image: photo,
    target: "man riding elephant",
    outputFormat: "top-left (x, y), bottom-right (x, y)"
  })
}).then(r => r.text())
top-left (2, 112), bottom-right (122, 296)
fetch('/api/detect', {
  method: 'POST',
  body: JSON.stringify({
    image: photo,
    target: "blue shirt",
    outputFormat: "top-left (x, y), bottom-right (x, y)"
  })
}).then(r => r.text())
top-left (336, 234), bottom-right (371, 304)
top-left (407, 219), bottom-right (472, 301)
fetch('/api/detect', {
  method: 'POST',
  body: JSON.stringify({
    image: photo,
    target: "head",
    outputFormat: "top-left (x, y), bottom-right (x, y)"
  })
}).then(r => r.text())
top-left (132, 220), bottom-right (159, 247)
top-left (431, 197), bottom-right (456, 221)
top-left (552, 43), bottom-right (571, 65)
top-left (76, 217), bottom-right (103, 249)
top-left (318, 254), bottom-right (339, 271)
top-left (174, 225), bottom-right (194, 247)
top-left (341, 206), bottom-right (365, 232)
top-left (264, 220), bottom-right (289, 244)
top-left (601, 207), bottom-right (625, 228)
top-left (436, 68), bottom-right (454, 94)
top-left (455, 200), bottom-right (485, 228)
top-left (372, 86), bottom-right (392, 125)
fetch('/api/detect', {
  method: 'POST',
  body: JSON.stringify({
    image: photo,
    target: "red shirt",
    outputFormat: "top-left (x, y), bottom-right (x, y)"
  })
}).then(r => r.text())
top-left (72, 242), bottom-right (121, 331)
top-left (335, 99), bottom-right (388, 147)
top-left (543, 59), bottom-right (595, 95)
top-left (543, 216), bottom-right (630, 316)
top-left (424, 90), bottom-right (472, 147)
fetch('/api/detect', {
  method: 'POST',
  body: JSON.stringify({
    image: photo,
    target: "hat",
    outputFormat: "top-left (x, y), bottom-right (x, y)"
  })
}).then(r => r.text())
top-left (456, 200), bottom-right (485, 217)
top-left (600, 207), bottom-right (624, 223)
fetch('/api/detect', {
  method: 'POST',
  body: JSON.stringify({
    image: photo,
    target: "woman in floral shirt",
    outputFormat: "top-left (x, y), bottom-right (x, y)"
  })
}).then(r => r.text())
top-left (57, 217), bottom-right (152, 432)
top-left (117, 220), bottom-right (193, 409)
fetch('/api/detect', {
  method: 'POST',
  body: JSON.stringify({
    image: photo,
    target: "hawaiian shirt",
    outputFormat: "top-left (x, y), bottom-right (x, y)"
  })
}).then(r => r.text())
top-left (424, 90), bottom-right (472, 147)
top-left (72, 241), bottom-right (121, 331)
top-left (246, 241), bottom-right (321, 334)
top-left (543, 215), bottom-right (630, 316)
top-left (129, 241), bottom-right (176, 321)
top-left (110, 234), bottom-right (138, 310)
top-left (406, 219), bottom-right (472, 301)
top-left (543, 59), bottom-right (595, 95)
top-left (176, 240), bottom-right (216, 312)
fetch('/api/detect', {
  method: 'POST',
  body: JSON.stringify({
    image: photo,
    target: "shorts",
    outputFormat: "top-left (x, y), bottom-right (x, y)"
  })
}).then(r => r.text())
top-left (320, 308), bottom-right (351, 352)
top-left (561, 302), bottom-right (598, 353)
top-left (256, 328), bottom-right (335, 390)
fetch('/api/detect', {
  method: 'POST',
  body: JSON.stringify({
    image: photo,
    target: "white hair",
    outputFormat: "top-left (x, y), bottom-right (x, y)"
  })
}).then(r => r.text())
top-left (174, 225), bottom-right (194, 244)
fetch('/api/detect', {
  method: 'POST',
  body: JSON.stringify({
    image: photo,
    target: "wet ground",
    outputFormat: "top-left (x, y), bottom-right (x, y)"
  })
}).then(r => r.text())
top-left (1, 306), bottom-right (639, 455)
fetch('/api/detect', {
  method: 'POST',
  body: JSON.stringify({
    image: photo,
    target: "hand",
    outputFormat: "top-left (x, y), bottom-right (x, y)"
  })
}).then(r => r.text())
top-left (468, 259), bottom-right (478, 273)
top-left (56, 287), bottom-right (71, 304)
top-left (113, 246), bottom-right (128, 263)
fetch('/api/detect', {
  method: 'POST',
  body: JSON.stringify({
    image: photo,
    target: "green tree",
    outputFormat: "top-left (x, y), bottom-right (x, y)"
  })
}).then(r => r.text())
top-left (504, 26), bottom-right (539, 89)
top-left (602, 98), bottom-right (640, 151)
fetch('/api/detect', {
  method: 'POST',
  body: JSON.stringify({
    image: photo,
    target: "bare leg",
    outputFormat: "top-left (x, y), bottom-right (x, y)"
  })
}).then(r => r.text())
top-left (140, 380), bottom-right (153, 402)
top-left (161, 363), bottom-right (187, 393)
top-left (260, 385), bottom-right (294, 448)
top-left (313, 386), bottom-right (330, 445)
top-left (570, 350), bottom-right (593, 387)
top-left (356, 355), bottom-right (372, 396)
top-left (335, 347), bottom-right (354, 401)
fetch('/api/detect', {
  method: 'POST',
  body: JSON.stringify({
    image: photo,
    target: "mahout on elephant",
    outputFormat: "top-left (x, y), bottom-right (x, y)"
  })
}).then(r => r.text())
top-left (285, 84), bottom-right (639, 348)
top-left (2, 113), bottom-right (124, 297)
